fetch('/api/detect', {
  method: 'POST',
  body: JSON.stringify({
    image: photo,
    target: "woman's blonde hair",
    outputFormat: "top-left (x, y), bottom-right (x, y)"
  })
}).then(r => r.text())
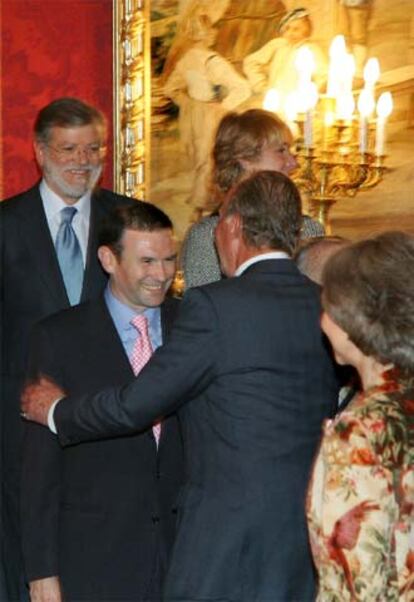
top-left (212, 109), bottom-right (293, 200)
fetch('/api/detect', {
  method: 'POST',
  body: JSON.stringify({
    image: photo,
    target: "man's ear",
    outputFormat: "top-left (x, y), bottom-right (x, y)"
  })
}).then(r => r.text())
top-left (228, 212), bottom-right (243, 237)
top-left (97, 246), bottom-right (117, 274)
top-left (33, 141), bottom-right (46, 168)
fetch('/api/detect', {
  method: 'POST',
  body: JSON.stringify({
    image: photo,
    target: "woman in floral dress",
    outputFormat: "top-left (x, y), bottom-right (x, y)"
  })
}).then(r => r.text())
top-left (307, 231), bottom-right (414, 600)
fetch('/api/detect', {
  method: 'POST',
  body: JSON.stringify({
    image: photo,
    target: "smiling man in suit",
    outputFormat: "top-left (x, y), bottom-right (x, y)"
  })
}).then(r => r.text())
top-left (21, 202), bottom-right (184, 602)
top-left (22, 171), bottom-right (339, 601)
top-left (0, 97), bottom-right (133, 600)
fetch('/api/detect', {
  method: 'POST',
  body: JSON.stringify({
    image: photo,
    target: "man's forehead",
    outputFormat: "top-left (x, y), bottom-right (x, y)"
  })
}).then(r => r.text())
top-left (123, 227), bottom-right (176, 245)
top-left (48, 123), bottom-right (105, 142)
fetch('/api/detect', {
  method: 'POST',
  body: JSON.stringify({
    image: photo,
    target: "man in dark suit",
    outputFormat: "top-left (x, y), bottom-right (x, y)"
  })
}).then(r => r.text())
top-left (21, 203), bottom-right (184, 601)
top-left (22, 171), bottom-right (339, 601)
top-left (0, 97), bottom-right (133, 600)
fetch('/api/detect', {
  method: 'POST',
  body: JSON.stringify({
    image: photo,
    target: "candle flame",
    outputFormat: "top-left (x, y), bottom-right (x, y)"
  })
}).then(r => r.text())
top-left (344, 53), bottom-right (356, 79)
top-left (336, 92), bottom-right (355, 120)
top-left (263, 89), bottom-right (280, 112)
top-left (363, 58), bottom-right (380, 87)
top-left (357, 89), bottom-right (375, 117)
top-left (376, 92), bottom-right (393, 118)
top-left (295, 82), bottom-right (318, 113)
top-left (284, 92), bottom-right (298, 122)
top-left (329, 35), bottom-right (346, 60)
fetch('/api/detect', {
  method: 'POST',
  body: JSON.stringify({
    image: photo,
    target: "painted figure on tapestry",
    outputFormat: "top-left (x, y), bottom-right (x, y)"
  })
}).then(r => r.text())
top-left (243, 7), bottom-right (327, 112)
top-left (336, 0), bottom-right (374, 76)
top-left (162, 5), bottom-right (250, 211)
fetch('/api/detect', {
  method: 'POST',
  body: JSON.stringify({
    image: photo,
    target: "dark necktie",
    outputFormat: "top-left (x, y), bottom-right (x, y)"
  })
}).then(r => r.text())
top-left (55, 206), bottom-right (84, 305)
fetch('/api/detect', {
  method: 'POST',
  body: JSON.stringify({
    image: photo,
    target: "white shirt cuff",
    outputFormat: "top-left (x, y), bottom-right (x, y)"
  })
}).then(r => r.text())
top-left (47, 399), bottom-right (61, 434)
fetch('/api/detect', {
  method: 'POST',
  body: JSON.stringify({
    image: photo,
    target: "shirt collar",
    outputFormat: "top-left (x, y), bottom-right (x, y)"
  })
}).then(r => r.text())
top-left (104, 284), bottom-right (160, 334)
top-left (235, 251), bottom-right (290, 277)
top-left (40, 178), bottom-right (91, 222)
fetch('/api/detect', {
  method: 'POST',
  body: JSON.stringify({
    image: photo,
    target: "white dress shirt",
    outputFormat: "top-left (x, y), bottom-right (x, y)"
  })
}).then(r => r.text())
top-left (40, 179), bottom-right (91, 265)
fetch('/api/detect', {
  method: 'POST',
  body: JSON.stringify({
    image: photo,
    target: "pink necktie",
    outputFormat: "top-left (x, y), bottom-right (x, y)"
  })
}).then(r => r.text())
top-left (130, 315), bottom-right (161, 445)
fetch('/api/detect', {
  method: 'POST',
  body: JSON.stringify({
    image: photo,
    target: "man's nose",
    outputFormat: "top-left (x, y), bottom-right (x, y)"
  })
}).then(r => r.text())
top-left (73, 146), bottom-right (90, 164)
top-left (153, 262), bottom-right (168, 280)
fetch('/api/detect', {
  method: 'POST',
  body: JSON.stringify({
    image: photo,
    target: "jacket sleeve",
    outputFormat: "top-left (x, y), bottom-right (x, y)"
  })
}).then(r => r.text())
top-left (56, 288), bottom-right (218, 446)
top-left (205, 54), bottom-right (251, 110)
top-left (21, 323), bottom-right (64, 581)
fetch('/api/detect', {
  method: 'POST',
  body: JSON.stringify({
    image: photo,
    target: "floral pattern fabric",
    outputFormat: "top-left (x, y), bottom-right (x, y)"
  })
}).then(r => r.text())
top-left (307, 369), bottom-right (414, 601)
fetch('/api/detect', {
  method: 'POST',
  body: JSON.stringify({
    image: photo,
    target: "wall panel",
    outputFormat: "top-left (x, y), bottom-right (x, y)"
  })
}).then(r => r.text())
top-left (1, 0), bottom-right (114, 199)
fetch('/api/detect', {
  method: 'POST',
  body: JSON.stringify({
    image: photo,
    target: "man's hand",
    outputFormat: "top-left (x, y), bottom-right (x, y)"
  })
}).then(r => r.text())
top-left (29, 576), bottom-right (62, 602)
top-left (21, 376), bottom-right (65, 426)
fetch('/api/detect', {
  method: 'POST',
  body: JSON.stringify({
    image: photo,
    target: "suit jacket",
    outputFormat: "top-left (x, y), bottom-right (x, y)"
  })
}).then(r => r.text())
top-left (21, 296), bottom-right (184, 601)
top-left (0, 183), bottom-right (133, 599)
top-left (55, 259), bottom-right (340, 602)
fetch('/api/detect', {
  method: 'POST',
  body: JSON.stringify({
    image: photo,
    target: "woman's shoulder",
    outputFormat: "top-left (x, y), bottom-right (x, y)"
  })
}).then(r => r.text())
top-left (327, 383), bottom-right (414, 467)
top-left (180, 215), bottom-right (222, 289)
top-left (191, 214), bottom-right (219, 230)
top-left (184, 215), bottom-right (219, 241)
top-left (301, 215), bottom-right (325, 239)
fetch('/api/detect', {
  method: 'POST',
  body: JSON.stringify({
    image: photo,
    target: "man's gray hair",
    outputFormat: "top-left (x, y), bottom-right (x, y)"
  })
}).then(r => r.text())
top-left (34, 97), bottom-right (107, 143)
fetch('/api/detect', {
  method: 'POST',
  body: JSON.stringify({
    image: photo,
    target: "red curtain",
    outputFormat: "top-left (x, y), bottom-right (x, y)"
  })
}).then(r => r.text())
top-left (1, 0), bottom-right (114, 199)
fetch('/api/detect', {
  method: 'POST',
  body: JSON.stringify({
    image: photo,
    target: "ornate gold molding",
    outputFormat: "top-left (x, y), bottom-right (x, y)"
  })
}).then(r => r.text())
top-left (113, 0), bottom-right (150, 198)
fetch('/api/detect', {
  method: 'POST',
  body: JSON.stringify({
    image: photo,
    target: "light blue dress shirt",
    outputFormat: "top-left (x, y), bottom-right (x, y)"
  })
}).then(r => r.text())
top-left (104, 285), bottom-right (162, 357)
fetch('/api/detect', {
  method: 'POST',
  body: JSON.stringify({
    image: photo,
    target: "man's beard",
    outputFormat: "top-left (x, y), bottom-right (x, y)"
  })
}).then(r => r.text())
top-left (43, 158), bottom-right (103, 199)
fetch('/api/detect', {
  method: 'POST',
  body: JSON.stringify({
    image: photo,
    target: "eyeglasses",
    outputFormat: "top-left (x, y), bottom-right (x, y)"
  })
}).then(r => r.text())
top-left (45, 143), bottom-right (106, 160)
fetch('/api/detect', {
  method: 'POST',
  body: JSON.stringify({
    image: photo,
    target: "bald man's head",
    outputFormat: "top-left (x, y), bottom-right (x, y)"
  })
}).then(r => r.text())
top-left (295, 236), bottom-right (349, 285)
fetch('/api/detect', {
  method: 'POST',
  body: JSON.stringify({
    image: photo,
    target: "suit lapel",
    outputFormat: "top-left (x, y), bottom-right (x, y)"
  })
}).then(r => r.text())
top-left (89, 297), bottom-right (134, 380)
top-left (16, 186), bottom-right (110, 307)
top-left (81, 190), bottom-right (107, 301)
top-left (18, 185), bottom-right (69, 306)
top-left (160, 296), bottom-right (180, 340)
top-left (91, 295), bottom-right (180, 446)
top-left (157, 297), bottom-right (181, 448)
top-left (93, 297), bottom-right (177, 385)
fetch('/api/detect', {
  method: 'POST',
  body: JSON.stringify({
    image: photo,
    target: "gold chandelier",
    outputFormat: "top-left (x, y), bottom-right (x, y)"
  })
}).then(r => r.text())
top-left (264, 35), bottom-right (393, 231)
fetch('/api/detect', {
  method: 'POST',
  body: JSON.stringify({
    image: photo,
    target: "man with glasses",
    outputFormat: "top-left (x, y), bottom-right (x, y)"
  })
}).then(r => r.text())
top-left (0, 97), bottom-right (133, 601)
